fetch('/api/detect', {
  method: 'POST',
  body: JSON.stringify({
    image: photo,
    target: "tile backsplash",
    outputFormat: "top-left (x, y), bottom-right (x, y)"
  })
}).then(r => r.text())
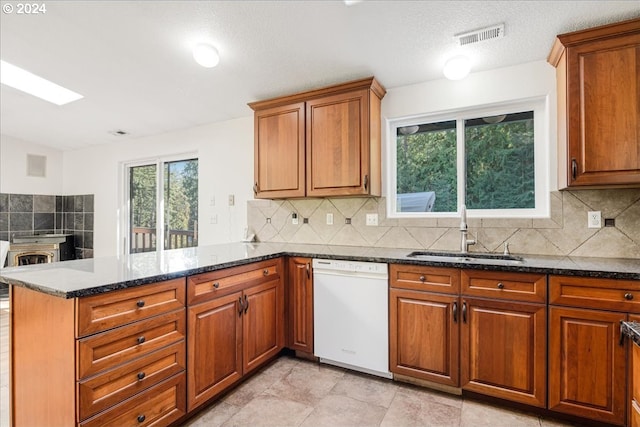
top-left (247, 189), bottom-right (640, 259)
top-left (0, 193), bottom-right (94, 259)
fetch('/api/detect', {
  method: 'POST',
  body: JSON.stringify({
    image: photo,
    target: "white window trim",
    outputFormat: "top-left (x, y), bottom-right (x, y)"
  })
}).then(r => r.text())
top-left (118, 152), bottom-right (198, 256)
top-left (386, 97), bottom-right (549, 219)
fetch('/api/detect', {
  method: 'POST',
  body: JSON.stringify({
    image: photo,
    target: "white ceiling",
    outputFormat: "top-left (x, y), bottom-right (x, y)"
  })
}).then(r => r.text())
top-left (1, 1), bottom-right (639, 151)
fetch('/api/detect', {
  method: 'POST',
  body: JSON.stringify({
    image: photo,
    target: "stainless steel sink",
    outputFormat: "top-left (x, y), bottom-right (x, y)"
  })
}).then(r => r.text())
top-left (407, 251), bottom-right (524, 264)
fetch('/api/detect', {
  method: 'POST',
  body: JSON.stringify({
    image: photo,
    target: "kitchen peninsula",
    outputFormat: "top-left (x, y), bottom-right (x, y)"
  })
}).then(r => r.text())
top-left (2, 242), bottom-right (639, 427)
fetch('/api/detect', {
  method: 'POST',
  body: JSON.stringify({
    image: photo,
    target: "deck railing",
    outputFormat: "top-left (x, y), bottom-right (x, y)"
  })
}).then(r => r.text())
top-left (131, 226), bottom-right (197, 253)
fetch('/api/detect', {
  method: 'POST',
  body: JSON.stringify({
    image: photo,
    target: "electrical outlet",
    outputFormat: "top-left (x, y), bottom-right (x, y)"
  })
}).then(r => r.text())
top-left (326, 213), bottom-right (334, 225)
top-left (587, 211), bottom-right (602, 228)
top-left (210, 214), bottom-right (218, 224)
top-left (366, 213), bottom-right (378, 226)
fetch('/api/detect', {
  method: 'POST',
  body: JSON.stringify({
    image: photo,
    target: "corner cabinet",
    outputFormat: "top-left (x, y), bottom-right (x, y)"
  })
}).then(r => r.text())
top-left (249, 77), bottom-right (386, 198)
top-left (548, 18), bottom-right (640, 188)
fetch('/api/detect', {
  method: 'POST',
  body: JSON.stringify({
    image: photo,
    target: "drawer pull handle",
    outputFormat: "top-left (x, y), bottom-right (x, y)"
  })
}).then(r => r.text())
top-left (263, 269), bottom-right (269, 276)
top-left (137, 336), bottom-right (146, 345)
top-left (137, 414), bottom-right (146, 423)
top-left (624, 293), bottom-right (634, 300)
top-left (419, 275), bottom-right (425, 282)
top-left (137, 372), bottom-right (146, 380)
top-left (136, 300), bottom-right (145, 308)
top-left (497, 282), bottom-right (504, 289)
top-left (213, 282), bottom-right (220, 289)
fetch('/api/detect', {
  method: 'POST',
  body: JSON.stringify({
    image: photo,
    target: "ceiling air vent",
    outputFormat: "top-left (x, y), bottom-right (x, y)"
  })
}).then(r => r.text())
top-left (455, 24), bottom-right (504, 46)
top-left (109, 130), bottom-right (129, 137)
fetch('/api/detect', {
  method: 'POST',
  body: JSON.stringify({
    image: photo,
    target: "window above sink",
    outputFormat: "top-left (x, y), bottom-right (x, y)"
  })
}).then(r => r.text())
top-left (387, 98), bottom-right (550, 220)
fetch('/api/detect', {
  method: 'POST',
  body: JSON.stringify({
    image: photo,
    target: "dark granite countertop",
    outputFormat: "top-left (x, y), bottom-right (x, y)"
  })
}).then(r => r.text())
top-left (0, 242), bottom-right (638, 299)
top-left (621, 321), bottom-right (640, 346)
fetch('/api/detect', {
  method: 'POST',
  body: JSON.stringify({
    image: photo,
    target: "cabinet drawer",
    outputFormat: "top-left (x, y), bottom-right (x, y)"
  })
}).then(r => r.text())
top-left (79, 372), bottom-right (186, 427)
top-left (77, 279), bottom-right (186, 337)
top-left (389, 264), bottom-right (460, 294)
top-left (77, 309), bottom-right (185, 379)
top-left (550, 275), bottom-right (640, 312)
top-left (187, 259), bottom-right (281, 304)
top-left (78, 341), bottom-right (185, 421)
top-left (461, 270), bottom-right (546, 303)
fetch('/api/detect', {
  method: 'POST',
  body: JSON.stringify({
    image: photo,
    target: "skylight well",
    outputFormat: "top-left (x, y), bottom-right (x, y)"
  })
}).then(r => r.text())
top-left (0, 60), bottom-right (83, 105)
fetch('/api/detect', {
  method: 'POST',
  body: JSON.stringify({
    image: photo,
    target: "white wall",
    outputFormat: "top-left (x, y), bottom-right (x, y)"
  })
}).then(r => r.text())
top-left (62, 116), bottom-right (254, 257)
top-left (0, 134), bottom-right (64, 195)
top-left (381, 60), bottom-right (558, 193)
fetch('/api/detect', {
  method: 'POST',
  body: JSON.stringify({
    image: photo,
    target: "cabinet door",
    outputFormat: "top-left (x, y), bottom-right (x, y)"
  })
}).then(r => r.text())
top-left (565, 34), bottom-right (640, 186)
top-left (548, 306), bottom-right (627, 425)
top-left (187, 292), bottom-right (243, 411)
top-left (243, 279), bottom-right (284, 374)
top-left (254, 102), bottom-right (305, 198)
top-left (461, 298), bottom-right (546, 408)
top-left (306, 89), bottom-right (371, 197)
top-left (630, 314), bottom-right (640, 427)
top-left (390, 288), bottom-right (459, 387)
top-left (287, 257), bottom-right (313, 354)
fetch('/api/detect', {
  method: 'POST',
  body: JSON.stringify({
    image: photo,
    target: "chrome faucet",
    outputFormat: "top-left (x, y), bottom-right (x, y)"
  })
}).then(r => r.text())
top-left (460, 205), bottom-right (476, 253)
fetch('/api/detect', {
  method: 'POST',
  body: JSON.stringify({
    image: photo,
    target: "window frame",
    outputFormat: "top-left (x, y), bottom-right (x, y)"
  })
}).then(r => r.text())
top-left (119, 152), bottom-right (198, 256)
top-left (386, 97), bottom-right (549, 219)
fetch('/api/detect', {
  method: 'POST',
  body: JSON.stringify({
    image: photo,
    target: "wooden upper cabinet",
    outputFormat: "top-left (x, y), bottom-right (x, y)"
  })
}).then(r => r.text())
top-left (548, 18), bottom-right (640, 188)
top-left (249, 77), bottom-right (385, 198)
top-left (253, 103), bottom-right (305, 198)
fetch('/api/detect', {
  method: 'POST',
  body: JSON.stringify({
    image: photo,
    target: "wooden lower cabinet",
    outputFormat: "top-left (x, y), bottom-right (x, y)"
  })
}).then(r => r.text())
top-left (389, 288), bottom-right (459, 387)
top-left (630, 314), bottom-right (640, 427)
top-left (187, 292), bottom-right (243, 411)
top-left (287, 257), bottom-right (313, 354)
top-left (460, 297), bottom-right (547, 407)
top-left (548, 306), bottom-right (627, 426)
top-left (186, 259), bottom-right (285, 412)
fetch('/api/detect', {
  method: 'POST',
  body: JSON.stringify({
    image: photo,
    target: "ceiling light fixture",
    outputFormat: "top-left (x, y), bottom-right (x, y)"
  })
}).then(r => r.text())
top-left (0, 60), bottom-right (83, 105)
top-left (443, 55), bottom-right (471, 80)
top-left (192, 43), bottom-right (220, 68)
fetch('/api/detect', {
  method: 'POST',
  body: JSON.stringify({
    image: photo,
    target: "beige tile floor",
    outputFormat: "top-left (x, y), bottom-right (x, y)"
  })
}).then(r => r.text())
top-left (0, 294), bottom-right (577, 427)
top-left (183, 356), bottom-right (578, 427)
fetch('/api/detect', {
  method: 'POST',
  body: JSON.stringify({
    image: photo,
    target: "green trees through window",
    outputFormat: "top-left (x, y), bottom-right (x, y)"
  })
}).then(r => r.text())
top-left (129, 158), bottom-right (198, 253)
top-left (395, 111), bottom-right (535, 214)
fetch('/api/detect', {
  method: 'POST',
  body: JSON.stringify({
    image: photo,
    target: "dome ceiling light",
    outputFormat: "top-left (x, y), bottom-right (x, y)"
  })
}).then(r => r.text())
top-left (443, 55), bottom-right (471, 80)
top-left (193, 43), bottom-right (220, 68)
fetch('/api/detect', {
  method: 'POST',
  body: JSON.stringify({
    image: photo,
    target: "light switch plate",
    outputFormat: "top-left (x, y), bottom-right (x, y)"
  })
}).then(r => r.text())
top-left (587, 211), bottom-right (602, 228)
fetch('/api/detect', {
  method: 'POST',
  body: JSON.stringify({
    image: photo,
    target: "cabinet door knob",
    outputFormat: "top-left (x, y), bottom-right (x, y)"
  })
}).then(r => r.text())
top-left (497, 282), bottom-right (504, 289)
top-left (137, 414), bottom-right (146, 423)
top-left (137, 372), bottom-right (146, 380)
top-left (137, 336), bottom-right (146, 345)
top-left (263, 269), bottom-right (269, 276)
top-left (212, 282), bottom-right (220, 289)
top-left (364, 174), bottom-right (369, 191)
top-left (136, 300), bottom-right (145, 308)
top-left (624, 293), bottom-right (634, 300)
top-left (419, 275), bottom-right (425, 282)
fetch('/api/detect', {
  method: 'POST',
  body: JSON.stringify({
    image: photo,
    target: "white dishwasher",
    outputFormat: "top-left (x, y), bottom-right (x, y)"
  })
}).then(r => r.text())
top-left (313, 258), bottom-right (392, 379)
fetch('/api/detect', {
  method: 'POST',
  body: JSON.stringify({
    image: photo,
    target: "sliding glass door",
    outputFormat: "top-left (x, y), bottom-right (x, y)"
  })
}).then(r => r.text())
top-left (127, 157), bottom-right (198, 254)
